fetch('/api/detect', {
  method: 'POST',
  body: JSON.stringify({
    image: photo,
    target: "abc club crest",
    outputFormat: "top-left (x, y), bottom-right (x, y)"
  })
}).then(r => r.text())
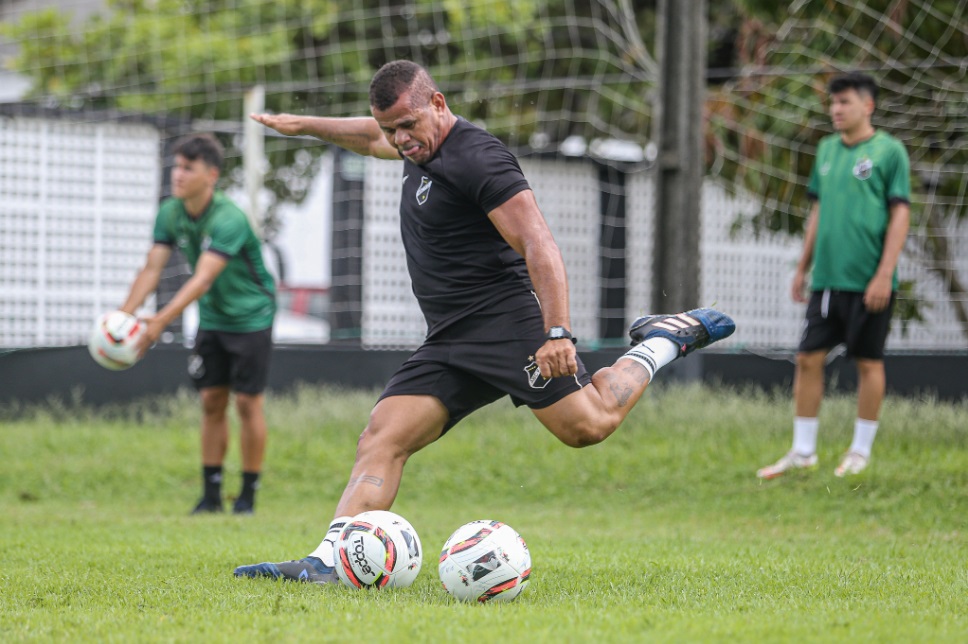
top-left (852, 156), bottom-right (873, 180)
top-left (416, 176), bottom-right (433, 204)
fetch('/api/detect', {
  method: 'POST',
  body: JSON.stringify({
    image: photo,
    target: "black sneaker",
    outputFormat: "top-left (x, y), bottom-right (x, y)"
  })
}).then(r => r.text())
top-left (232, 498), bottom-right (254, 515)
top-left (629, 307), bottom-right (735, 356)
top-left (233, 556), bottom-right (339, 585)
top-left (191, 497), bottom-right (223, 514)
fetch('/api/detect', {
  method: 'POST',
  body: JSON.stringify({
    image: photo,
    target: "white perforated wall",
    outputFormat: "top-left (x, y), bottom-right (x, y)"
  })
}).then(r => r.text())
top-left (0, 117), bottom-right (160, 347)
top-left (361, 158), bottom-right (423, 348)
top-left (700, 181), bottom-right (968, 352)
top-left (520, 159), bottom-right (600, 345)
top-left (700, 182), bottom-right (802, 350)
top-left (362, 159), bottom-right (968, 353)
top-left (625, 170), bottom-right (655, 326)
top-left (361, 157), bottom-right (601, 349)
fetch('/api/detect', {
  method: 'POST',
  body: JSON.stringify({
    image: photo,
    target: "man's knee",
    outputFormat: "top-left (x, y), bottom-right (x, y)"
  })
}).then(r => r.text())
top-left (796, 351), bottom-right (826, 372)
top-left (855, 358), bottom-right (885, 378)
top-left (200, 388), bottom-right (230, 417)
top-left (234, 392), bottom-right (264, 420)
top-left (555, 416), bottom-right (618, 449)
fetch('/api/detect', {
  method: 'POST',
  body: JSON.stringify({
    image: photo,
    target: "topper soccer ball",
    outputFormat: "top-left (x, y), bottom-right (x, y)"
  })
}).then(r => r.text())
top-left (88, 311), bottom-right (145, 370)
top-left (438, 520), bottom-right (532, 603)
top-left (334, 510), bottom-right (423, 589)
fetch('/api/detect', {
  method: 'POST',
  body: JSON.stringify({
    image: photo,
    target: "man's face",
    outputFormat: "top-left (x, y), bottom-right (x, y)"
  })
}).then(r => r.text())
top-left (829, 88), bottom-right (873, 133)
top-left (372, 90), bottom-right (447, 165)
top-left (171, 155), bottom-right (217, 200)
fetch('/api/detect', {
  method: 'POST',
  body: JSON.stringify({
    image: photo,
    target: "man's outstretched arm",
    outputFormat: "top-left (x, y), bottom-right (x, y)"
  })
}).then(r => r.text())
top-left (249, 113), bottom-right (400, 160)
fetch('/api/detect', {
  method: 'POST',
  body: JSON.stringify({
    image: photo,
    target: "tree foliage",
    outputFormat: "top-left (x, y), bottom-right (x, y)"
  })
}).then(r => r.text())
top-left (2, 0), bottom-right (658, 233)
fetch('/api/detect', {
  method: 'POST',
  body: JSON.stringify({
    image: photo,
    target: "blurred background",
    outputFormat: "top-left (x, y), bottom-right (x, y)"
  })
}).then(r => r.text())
top-left (1, 0), bottom-right (965, 400)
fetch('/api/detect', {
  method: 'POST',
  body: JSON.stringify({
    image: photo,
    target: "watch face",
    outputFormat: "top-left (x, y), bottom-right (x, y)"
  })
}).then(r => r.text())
top-left (549, 327), bottom-right (566, 338)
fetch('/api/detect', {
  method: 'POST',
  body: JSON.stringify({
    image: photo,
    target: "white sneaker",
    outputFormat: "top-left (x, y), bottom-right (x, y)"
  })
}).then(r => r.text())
top-left (834, 452), bottom-right (869, 477)
top-left (756, 451), bottom-right (818, 480)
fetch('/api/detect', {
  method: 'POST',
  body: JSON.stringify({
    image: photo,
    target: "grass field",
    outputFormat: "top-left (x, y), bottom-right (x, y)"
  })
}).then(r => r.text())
top-left (2, 382), bottom-right (966, 642)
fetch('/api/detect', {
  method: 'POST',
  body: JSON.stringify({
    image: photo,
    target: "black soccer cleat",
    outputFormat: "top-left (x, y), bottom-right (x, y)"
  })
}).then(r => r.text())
top-left (232, 498), bottom-right (254, 515)
top-left (629, 307), bottom-right (735, 357)
top-left (233, 556), bottom-right (340, 585)
top-left (191, 497), bottom-right (223, 514)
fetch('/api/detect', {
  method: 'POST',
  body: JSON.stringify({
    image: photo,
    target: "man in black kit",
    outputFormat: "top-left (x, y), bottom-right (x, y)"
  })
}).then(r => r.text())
top-left (235, 60), bottom-right (735, 584)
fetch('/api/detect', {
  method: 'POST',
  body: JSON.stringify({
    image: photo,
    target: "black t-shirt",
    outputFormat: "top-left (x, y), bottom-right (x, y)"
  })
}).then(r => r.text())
top-left (399, 117), bottom-right (533, 338)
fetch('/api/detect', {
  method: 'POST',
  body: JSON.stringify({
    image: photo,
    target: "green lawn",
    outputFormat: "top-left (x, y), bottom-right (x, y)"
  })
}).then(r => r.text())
top-left (1, 383), bottom-right (966, 642)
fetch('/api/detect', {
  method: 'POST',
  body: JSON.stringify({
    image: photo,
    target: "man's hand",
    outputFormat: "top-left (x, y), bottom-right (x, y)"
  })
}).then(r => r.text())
top-left (864, 274), bottom-right (893, 312)
top-left (791, 268), bottom-right (809, 303)
top-left (535, 339), bottom-right (578, 379)
top-left (249, 113), bottom-right (304, 136)
top-left (134, 315), bottom-right (166, 357)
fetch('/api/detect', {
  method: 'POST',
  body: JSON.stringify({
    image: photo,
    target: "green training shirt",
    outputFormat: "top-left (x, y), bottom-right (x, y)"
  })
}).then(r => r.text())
top-left (807, 130), bottom-right (911, 292)
top-left (153, 191), bottom-right (276, 332)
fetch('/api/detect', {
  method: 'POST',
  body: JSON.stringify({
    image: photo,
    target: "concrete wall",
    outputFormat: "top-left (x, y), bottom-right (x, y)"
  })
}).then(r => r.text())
top-left (1, 346), bottom-right (964, 412)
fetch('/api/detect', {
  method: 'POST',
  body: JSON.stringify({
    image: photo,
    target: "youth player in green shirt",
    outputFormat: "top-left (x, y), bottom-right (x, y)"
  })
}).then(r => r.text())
top-left (121, 133), bottom-right (276, 513)
top-left (758, 72), bottom-right (911, 479)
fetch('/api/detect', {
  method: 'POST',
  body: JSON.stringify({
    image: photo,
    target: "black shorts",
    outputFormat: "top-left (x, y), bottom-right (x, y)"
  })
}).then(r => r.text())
top-left (798, 290), bottom-right (895, 360)
top-left (189, 327), bottom-right (273, 394)
top-left (378, 293), bottom-right (591, 434)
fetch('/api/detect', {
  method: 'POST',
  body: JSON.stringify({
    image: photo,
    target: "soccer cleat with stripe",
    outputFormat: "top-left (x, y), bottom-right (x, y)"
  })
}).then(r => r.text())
top-left (233, 556), bottom-right (340, 585)
top-left (628, 308), bottom-right (735, 357)
top-left (834, 452), bottom-right (869, 477)
top-left (756, 451), bottom-right (818, 480)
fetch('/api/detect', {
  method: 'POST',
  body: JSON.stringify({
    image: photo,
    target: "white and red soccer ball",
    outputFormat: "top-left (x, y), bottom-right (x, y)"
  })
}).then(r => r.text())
top-left (334, 510), bottom-right (423, 589)
top-left (438, 520), bottom-right (532, 603)
top-left (87, 311), bottom-right (145, 370)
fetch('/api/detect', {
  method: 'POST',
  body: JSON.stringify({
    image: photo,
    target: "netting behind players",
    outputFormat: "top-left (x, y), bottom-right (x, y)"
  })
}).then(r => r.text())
top-left (707, 0), bottom-right (968, 349)
top-left (1, 0), bottom-right (966, 350)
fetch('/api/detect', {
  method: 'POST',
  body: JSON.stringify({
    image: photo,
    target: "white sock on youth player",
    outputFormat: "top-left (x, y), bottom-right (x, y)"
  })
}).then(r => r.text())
top-left (793, 416), bottom-right (819, 456)
top-left (849, 418), bottom-right (878, 458)
top-left (309, 515), bottom-right (352, 567)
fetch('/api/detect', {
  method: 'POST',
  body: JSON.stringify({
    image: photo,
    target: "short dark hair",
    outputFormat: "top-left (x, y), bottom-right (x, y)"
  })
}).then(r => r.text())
top-left (828, 72), bottom-right (878, 104)
top-left (369, 60), bottom-right (439, 111)
top-left (172, 133), bottom-right (224, 171)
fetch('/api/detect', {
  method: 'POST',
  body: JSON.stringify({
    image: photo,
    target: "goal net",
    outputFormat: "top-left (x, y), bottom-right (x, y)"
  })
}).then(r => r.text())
top-left (1, 0), bottom-right (965, 351)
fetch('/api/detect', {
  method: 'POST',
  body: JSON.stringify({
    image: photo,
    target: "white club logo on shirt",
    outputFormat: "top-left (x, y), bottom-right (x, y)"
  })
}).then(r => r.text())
top-left (853, 157), bottom-right (873, 180)
top-left (416, 176), bottom-right (433, 205)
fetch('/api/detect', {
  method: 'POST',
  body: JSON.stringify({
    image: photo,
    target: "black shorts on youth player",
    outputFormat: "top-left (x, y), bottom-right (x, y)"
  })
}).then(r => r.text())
top-left (378, 292), bottom-right (591, 434)
top-left (798, 290), bottom-right (895, 360)
top-left (190, 327), bottom-right (273, 394)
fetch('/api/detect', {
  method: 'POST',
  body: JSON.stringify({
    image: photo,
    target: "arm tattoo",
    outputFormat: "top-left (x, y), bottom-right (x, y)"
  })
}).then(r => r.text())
top-left (349, 475), bottom-right (384, 488)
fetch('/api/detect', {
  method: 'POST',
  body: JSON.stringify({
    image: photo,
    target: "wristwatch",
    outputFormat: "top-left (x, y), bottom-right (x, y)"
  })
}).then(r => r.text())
top-left (545, 326), bottom-right (577, 344)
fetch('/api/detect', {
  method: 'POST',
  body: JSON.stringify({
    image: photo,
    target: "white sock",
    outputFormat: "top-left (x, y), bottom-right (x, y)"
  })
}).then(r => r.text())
top-left (792, 416), bottom-right (819, 456)
top-left (309, 515), bottom-right (352, 567)
top-left (622, 337), bottom-right (680, 381)
top-left (849, 418), bottom-right (878, 458)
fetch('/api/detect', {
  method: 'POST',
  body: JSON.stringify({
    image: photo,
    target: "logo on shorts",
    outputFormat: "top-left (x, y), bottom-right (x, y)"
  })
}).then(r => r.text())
top-left (188, 354), bottom-right (205, 379)
top-left (524, 357), bottom-right (551, 389)
top-left (416, 176), bottom-right (433, 205)
top-left (853, 156), bottom-right (873, 180)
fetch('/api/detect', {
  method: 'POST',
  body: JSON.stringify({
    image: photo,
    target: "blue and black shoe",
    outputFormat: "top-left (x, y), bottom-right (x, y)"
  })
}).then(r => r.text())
top-left (232, 498), bottom-right (254, 515)
top-left (233, 556), bottom-right (339, 585)
top-left (629, 308), bottom-right (735, 356)
top-left (191, 497), bottom-right (223, 514)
